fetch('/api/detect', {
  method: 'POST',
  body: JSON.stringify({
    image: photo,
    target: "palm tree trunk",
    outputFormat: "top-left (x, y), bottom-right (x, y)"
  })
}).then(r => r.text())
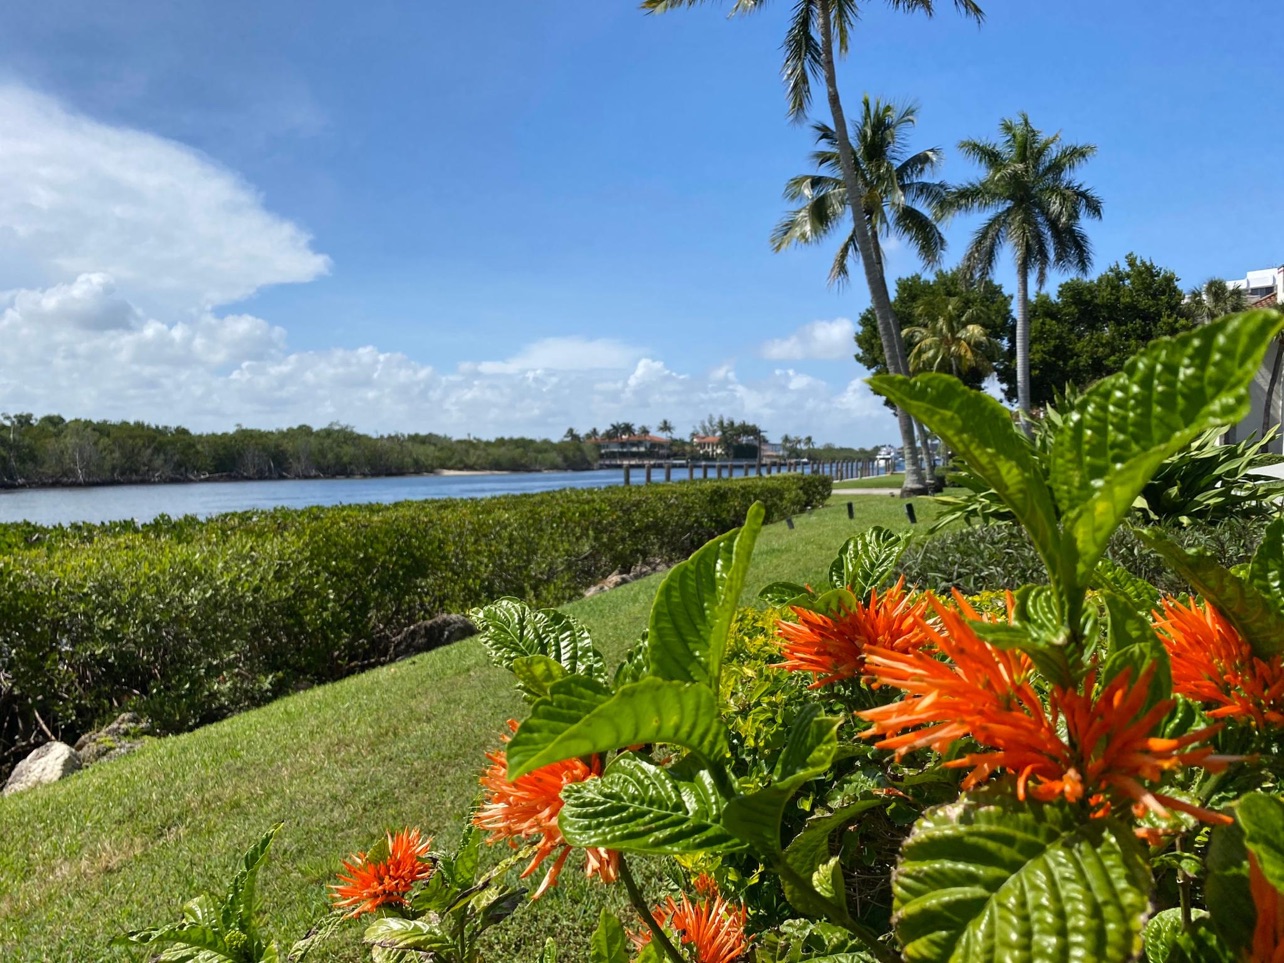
top-left (1015, 260), bottom-right (1032, 419)
top-left (915, 418), bottom-right (936, 487)
top-left (1263, 335), bottom-right (1284, 448)
top-left (816, 0), bottom-right (928, 497)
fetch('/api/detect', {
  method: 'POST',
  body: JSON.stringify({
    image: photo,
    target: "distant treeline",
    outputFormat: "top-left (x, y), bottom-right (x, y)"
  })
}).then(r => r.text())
top-left (0, 414), bottom-right (601, 487)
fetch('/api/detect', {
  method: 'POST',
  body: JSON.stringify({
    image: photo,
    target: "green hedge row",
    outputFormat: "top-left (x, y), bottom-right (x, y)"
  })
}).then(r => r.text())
top-left (0, 474), bottom-right (830, 774)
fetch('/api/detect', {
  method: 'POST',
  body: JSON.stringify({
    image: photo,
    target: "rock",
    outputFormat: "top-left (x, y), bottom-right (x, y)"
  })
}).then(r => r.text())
top-left (583, 559), bottom-right (670, 597)
top-left (390, 613), bottom-right (478, 661)
top-left (3, 741), bottom-right (81, 796)
top-left (73, 712), bottom-right (153, 768)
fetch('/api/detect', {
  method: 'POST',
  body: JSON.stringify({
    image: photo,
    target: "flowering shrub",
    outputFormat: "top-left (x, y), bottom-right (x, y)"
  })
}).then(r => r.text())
top-left (118, 310), bottom-right (1284, 963)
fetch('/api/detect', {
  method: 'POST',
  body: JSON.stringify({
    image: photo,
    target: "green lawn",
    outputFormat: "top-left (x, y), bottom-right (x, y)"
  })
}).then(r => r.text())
top-left (0, 494), bottom-right (945, 962)
top-left (831, 471), bottom-right (904, 489)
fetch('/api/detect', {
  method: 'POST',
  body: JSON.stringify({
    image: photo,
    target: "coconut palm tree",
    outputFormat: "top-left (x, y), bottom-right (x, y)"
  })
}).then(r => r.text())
top-left (657, 418), bottom-right (675, 440)
top-left (645, 0), bottom-right (984, 499)
top-left (1185, 278), bottom-right (1248, 324)
top-left (771, 98), bottom-right (947, 285)
top-left (942, 113), bottom-right (1102, 418)
top-left (903, 296), bottom-right (999, 380)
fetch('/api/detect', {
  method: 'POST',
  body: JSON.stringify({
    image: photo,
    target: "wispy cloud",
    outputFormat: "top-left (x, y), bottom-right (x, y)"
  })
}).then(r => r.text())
top-left (759, 318), bottom-right (856, 361)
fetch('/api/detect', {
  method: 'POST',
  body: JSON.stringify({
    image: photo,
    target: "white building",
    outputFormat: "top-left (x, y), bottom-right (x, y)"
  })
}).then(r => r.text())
top-left (1226, 265), bottom-right (1284, 454)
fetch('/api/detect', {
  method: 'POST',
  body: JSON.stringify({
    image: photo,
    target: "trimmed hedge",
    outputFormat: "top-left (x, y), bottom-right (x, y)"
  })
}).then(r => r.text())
top-left (898, 515), bottom-right (1270, 596)
top-left (0, 474), bottom-right (830, 773)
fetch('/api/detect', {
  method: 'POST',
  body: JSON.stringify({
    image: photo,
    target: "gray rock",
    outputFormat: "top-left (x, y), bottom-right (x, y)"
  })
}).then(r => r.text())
top-left (3, 741), bottom-right (81, 796)
top-left (390, 613), bottom-right (478, 660)
top-left (73, 712), bottom-right (154, 769)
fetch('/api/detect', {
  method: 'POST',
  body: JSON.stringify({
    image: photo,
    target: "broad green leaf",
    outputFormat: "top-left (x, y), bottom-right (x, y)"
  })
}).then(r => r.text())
top-left (474, 886), bottom-right (527, 930)
top-left (613, 632), bottom-right (650, 688)
top-left (510, 655), bottom-right (569, 701)
top-left (759, 580), bottom-right (811, 606)
top-left (224, 823), bottom-right (281, 941)
top-left (1053, 311), bottom-right (1284, 587)
top-left (869, 373), bottom-right (1062, 582)
top-left (724, 706), bottom-right (841, 853)
top-left (894, 794), bottom-right (1151, 963)
top-left (828, 526), bottom-right (908, 595)
top-left (1238, 792), bottom-right (1284, 892)
top-left (782, 798), bottom-right (886, 922)
top-left (452, 822), bottom-right (483, 888)
top-left (506, 676), bottom-right (728, 780)
top-left (648, 502), bottom-right (764, 687)
top-left (1143, 909), bottom-right (1231, 963)
top-left (471, 598), bottom-right (607, 681)
top-left (1248, 516), bottom-right (1284, 618)
top-left (590, 910), bottom-right (632, 963)
top-left (363, 918), bottom-right (454, 954)
top-left (1099, 590), bottom-right (1172, 713)
top-left (1205, 818), bottom-right (1254, 956)
top-left (559, 753), bottom-right (744, 854)
top-left (1091, 557), bottom-right (1161, 612)
top-left (539, 938), bottom-right (558, 963)
top-left (1134, 527), bottom-right (1284, 657)
top-left (111, 924), bottom-right (231, 960)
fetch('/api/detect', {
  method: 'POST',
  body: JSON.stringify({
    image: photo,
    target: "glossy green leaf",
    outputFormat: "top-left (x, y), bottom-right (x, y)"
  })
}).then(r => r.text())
top-left (590, 912), bottom-right (632, 963)
top-left (364, 917), bottom-right (454, 954)
top-left (1091, 557), bottom-right (1161, 612)
top-left (559, 753), bottom-right (744, 854)
top-left (286, 914), bottom-right (345, 963)
top-left (225, 823), bottom-right (281, 940)
top-left (506, 675), bottom-right (729, 780)
top-left (1238, 792), bottom-right (1284, 892)
top-left (1134, 527), bottom-right (1284, 657)
top-left (1099, 589), bottom-right (1172, 713)
top-left (510, 655), bottom-right (569, 701)
top-left (828, 526), bottom-right (908, 595)
top-left (1248, 516), bottom-right (1284, 618)
top-left (471, 598), bottom-right (607, 681)
top-left (1143, 909), bottom-right (1231, 963)
top-left (1053, 311), bottom-right (1284, 586)
top-left (869, 373), bottom-right (1062, 582)
top-left (894, 795), bottom-right (1151, 963)
top-left (648, 502), bottom-right (764, 687)
top-left (781, 797), bottom-right (887, 921)
top-left (759, 580), bottom-right (812, 606)
top-left (724, 705), bottom-right (841, 853)
top-left (1205, 818), bottom-right (1254, 956)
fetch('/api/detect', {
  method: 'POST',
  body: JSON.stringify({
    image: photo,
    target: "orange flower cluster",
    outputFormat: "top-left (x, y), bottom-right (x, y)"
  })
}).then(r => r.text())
top-left (1153, 596), bottom-right (1284, 729)
top-left (631, 874), bottom-right (750, 963)
top-left (473, 721), bottom-right (618, 898)
top-left (858, 594), bottom-right (1234, 827)
top-left (1251, 853), bottom-right (1284, 963)
top-left (330, 828), bottom-right (435, 918)
top-left (776, 578), bottom-right (928, 687)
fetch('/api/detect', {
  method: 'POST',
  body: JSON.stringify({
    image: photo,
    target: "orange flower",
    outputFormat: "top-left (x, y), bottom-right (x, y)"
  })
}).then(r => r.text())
top-left (776, 577), bottom-right (928, 687)
top-left (631, 874), bottom-right (750, 963)
top-left (859, 594), bottom-right (1234, 827)
top-left (1153, 596), bottom-right (1284, 729)
top-left (1251, 853), bottom-right (1284, 963)
top-left (330, 828), bottom-right (435, 918)
top-left (473, 721), bottom-right (618, 898)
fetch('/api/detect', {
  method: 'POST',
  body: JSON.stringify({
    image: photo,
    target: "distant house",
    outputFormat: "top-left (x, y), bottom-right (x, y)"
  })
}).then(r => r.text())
top-left (594, 434), bottom-right (671, 461)
top-left (691, 434), bottom-right (724, 458)
top-left (1225, 265), bottom-right (1284, 454)
top-left (760, 441), bottom-right (784, 464)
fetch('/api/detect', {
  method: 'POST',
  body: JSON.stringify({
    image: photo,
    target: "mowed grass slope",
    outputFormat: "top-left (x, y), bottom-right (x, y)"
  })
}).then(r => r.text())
top-left (0, 494), bottom-right (944, 962)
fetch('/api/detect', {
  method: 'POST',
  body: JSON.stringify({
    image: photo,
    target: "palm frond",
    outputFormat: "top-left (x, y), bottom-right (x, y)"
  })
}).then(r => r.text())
top-left (783, 0), bottom-right (822, 120)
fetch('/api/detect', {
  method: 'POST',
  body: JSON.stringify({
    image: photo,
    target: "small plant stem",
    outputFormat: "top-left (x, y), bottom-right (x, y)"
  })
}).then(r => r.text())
top-left (1176, 836), bottom-right (1192, 928)
top-left (618, 856), bottom-right (685, 963)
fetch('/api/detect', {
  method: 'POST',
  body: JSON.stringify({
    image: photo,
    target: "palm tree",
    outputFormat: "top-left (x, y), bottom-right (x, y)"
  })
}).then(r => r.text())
top-left (657, 418), bottom-right (675, 440)
top-left (903, 296), bottom-right (999, 380)
top-left (771, 98), bottom-right (947, 285)
top-left (644, 0), bottom-right (984, 500)
top-left (1185, 278), bottom-right (1248, 324)
top-left (942, 113), bottom-right (1102, 418)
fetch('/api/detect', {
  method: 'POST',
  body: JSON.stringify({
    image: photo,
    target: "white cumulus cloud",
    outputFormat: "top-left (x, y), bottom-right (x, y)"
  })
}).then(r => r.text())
top-left (0, 84), bottom-right (330, 313)
top-left (470, 336), bottom-right (647, 375)
top-left (760, 318), bottom-right (857, 361)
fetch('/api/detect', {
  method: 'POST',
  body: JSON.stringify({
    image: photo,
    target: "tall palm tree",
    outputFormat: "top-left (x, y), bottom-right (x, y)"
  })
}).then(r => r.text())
top-left (645, 0), bottom-right (985, 499)
top-left (657, 418), bottom-right (675, 440)
top-left (771, 98), bottom-right (947, 284)
top-left (942, 113), bottom-right (1102, 418)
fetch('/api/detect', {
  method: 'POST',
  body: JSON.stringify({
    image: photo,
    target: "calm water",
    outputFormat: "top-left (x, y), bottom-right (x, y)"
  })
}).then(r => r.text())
top-left (0, 470), bottom-right (641, 526)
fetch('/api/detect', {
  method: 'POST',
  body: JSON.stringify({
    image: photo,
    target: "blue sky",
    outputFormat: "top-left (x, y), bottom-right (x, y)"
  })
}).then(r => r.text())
top-left (0, 1), bottom-right (1277, 443)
